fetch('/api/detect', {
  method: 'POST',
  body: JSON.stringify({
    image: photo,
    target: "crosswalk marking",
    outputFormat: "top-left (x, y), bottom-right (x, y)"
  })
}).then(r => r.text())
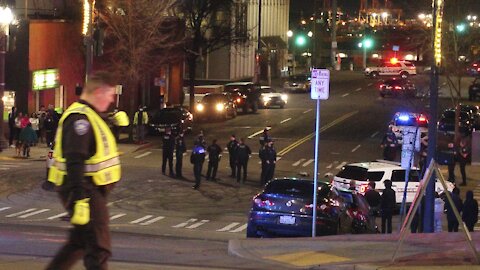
top-left (0, 207), bottom-right (11, 212)
top-left (336, 161), bottom-right (347, 170)
top-left (110, 213), bottom-right (126, 220)
top-left (140, 216), bottom-right (165, 225)
top-left (173, 218), bottom-right (197, 228)
top-left (292, 159), bottom-right (306, 167)
top-left (6, 208), bottom-right (37, 218)
top-left (130, 215), bottom-right (153, 224)
top-left (229, 223), bottom-right (247, 233)
top-left (302, 159), bottom-right (314, 167)
top-left (47, 212), bottom-right (68, 220)
top-left (19, 209), bottom-right (50, 218)
top-left (186, 219), bottom-right (209, 229)
top-left (216, 222), bottom-right (240, 232)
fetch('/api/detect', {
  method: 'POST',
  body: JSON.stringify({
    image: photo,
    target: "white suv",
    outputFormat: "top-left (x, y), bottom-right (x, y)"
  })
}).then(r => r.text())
top-left (365, 61), bottom-right (417, 79)
top-left (332, 160), bottom-right (453, 205)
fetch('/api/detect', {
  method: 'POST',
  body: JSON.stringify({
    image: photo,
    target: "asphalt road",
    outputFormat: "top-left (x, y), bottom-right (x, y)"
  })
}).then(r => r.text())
top-left (0, 72), bottom-right (455, 267)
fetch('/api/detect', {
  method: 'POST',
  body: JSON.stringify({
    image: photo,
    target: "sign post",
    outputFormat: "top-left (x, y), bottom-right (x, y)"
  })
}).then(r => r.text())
top-left (310, 69), bottom-right (330, 237)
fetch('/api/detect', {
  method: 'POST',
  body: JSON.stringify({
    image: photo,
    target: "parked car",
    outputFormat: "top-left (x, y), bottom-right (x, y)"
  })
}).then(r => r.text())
top-left (147, 107), bottom-right (193, 136)
top-left (224, 82), bottom-right (261, 113)
top-left (283, 74), bottom-right (311, 92)
top-left (246, 178), bottom-right (374, 238)
top-left (466, 60), bottom-right (480, 76)
top-left (438, 108), bottom-right (472, 135)
top-left (379, 78), bottom-right (417, 98)
top-left (195, 93), bottom-right (237, 120)
top-left (365, 60), bottom-right (417, 79)
top-left (468, 77), bottom-right (480, 101)
top-left (389, 112), bottom-right (428, 144)
top-left (259, 86), bottom-right (288, 109)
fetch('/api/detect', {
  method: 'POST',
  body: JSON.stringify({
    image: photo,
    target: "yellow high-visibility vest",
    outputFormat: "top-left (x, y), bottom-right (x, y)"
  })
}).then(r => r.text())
top-left (48, 102), bottom-right (121, 186)
top-left (112, 111), bottom-right (129, 126)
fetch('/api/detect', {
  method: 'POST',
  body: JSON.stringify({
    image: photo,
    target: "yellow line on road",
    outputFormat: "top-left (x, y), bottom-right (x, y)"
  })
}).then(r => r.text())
top-left (277, 110), bottom-right (359, 156)
top-left (265, 251), bottom-right (350, 267)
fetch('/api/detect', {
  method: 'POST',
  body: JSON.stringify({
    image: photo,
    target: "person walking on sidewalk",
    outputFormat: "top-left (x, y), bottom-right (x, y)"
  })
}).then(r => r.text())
top-left (29, 112), bottom-right (40, 144)
top-left (445, 187), bottom-right (463, 232)
top-left (175, 130), bottom-right (187, 179)
top-left (162, 127), bottom-right (175, 177)
top-left (381, 180), bottom-right (396, 234)
top-left (448, 136), bottom-right (470, 186)
top-left (19, 123), bottom-right (37, 158)
top-left (227, 135), bottom-right (238, 178)
top-left (45, 71), bottom-right (121, 270)
top-left (462, 190), bottom-right (478, 232)
top-left (236, 138), bottom-right (251, 183)
top-left (7, 106), bottom-right (17, 147)
top-left (191, 141), bottom-right (206, 190)
top-left (206, 139), bottom-right (222, 181)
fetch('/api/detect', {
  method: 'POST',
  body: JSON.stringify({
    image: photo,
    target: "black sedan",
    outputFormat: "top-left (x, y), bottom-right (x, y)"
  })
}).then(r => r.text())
top-left (468, 77), bottom-right (480, 101)
top-left (195, 93), bottom-right (237, 120)
top-left (246, 178), bottom-right (374, 238)
top-left (147, 107), bottom-right (193, 136)
top-left (379, 78), bottom-right (416, 98)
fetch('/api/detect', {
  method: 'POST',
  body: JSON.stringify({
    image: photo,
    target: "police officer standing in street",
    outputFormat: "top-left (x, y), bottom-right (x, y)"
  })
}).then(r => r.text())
top-left (227, 135), bottom-right (238, 178)
top-left (259, 127), bottom-right (271, 147)
top-left (236, 138), bottom-right (251, 183)
top-left (191, 141), bottom-right (206, 190)
top-left (46, 71), bottom-right (122, 269)
top-left (259, 139), bottom-right (276, 185)
top-left (206, 139), bottom-right (222, 181)
top-left (175, 130), bottom-right (187, 179)
top-left (162, 127), bottom-right (175, 177)
top-left (381, 126), bottom-right (398, 161)
top-left (133, 105), bottom-right (148, 144)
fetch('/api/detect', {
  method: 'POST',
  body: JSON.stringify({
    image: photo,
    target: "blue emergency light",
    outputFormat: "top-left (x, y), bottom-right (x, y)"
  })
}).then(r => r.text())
top-left (397, 114), bottom-right (410, 122)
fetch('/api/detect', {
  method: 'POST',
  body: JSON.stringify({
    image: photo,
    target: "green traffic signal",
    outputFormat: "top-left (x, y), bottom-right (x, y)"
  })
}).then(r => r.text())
top-left (295, 35), bottom-right (307, 46)
top-left (456, 23), bottom-right (466, 32)
top-left (364, 38), bottom-right (373, 48)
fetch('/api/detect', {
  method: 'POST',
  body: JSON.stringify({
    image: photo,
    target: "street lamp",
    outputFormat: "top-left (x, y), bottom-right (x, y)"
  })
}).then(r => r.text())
top-left (0, 6), bottom-right (13, 151)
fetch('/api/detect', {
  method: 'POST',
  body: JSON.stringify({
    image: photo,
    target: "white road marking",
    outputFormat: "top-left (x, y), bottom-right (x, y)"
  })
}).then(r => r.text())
top-left (173, 218), bottom-right (197, 228)
top-left (370, 131), bottom-right (379, 138)
top-left (186, 219), bottom-right (209, 229)
top-left (368, 83), bottom-right (373, 86)
top-left (336, 161), bottom-right (347, 170)
top-left (341, 93), bottom-right (350, 97)
top-left (303, 109), bottom-right (312, 114)
top-left (140, 216), bottom-right (165, 225)
top-left (351, 145), bottom-right (361, 152)
top-left (292, 159), bottom-right (306, 167)
top-left (134, 152), bottom-right (152, 159)
top-left (216, 222), bottom-right (240, 232)
top-left (355, 87), bottom-right (362, 92)
top-left (19, 209), bottom-right (50, 218)
top-left (248, 129), bottom-right (265, 139)
top-left (0, 164), bottom-right (22, 168)
top-left (302, 159), bottom-right (315, 167)
top-left (0, 207), bottom-right (11, 212)
top-left (47, 212), bottom-right (68, 220)
top-left (229, 223), bottom-right (248, 233)
top-left (6, 208), bottom-right (37, 218)
top-left (280, 118), bottom-right (292, 124)
top-left (326, 163), bottom-right (333, 169)
top-left (130, 215), bottom-right (153, 224)
top-left (110, 213), bottom-right (126, 220)
top-left (276, 157), bottom-right (282, 161)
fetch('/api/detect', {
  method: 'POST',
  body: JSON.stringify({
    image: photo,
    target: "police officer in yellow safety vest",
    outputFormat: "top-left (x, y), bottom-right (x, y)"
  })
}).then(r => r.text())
top-left (110, 108), bottom-right (129, 142)
top-left (133, 105), bottom-right (148, 144)
top-left (46, 71), bottom-right (120, 270)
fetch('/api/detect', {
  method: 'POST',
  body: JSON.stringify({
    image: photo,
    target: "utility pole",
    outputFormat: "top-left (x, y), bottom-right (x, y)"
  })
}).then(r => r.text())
top-left (330, 0), bottom-right (337, 69)
top-left (254, 0), bottom-right (262, 84)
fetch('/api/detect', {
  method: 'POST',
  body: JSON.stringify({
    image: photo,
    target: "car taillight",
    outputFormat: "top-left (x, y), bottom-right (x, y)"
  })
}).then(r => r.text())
top-left (359, 184), bottom-right (369, 194)
top-left (254, 198), bottom-right (275, 207)
top-left (394, 86), bottom-right (402, 90)
top-left (379, 84), bottom-right (385, 89)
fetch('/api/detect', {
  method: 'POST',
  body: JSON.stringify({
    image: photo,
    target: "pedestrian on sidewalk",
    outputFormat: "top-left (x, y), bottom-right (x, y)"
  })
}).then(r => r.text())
top-left (29, 112), bottom-right (40, 144)
top-left (133, 105), bottom-right (148, 144)
top-left (462, 190), bottom-right (478, 232)
top-left (236, 138), bottom-right (251, 184)
top-left (162, 127), bottom-right (175, 177)
top-left (448, 136), bottom-right (470, 186)
top-left (434, 192), bottom-right (445, 232)
top-left (445, 187), bottom-right (463, 232)
top-left (206, 139), bottom-right (222, 181)
top-left (38, 109), bottom-right (46, 144)
top-left (175, 130), bottom-right (186, 179)
top-left (381, 180), bottom-right (396, 234)
top-left (191, 141), bottom-right (206, 190)
top-left (364, 181), bottom-right (381, 232)
top-left (7, 106), bottom-right (17, 147)
top-left (19, 123), bottom-right (37, 158)
top-left (14, 112), bottom-right (23, 142)
top-left (227, 135), bottom-right (238, 178)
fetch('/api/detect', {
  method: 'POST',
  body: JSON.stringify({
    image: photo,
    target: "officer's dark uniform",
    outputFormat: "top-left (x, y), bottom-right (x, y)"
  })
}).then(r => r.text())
top-left (259, 141), bottom-right (276, 185)
top-left (175, 132), bottom-right (187, 178)
top-left (381, 129), bottom-right (398, 161)
top-left (191, 143), bottom-right (206, 189)
top-left (236, 141), bottom-right (251, 183)
top-left (448, 139), bottom-right (470, 186)
top-left (259, 129), bottom-right (271, 147)
top-left (381, 180), bottom-right (396, 234)
top-left (206, 140), bottom-right (222, 181)
top-left (162, 129), bottom-right (175, 176)
top-left (46, 101), bottom-right (113, 270)
top-left (227, 136), bottom-right (238, 177)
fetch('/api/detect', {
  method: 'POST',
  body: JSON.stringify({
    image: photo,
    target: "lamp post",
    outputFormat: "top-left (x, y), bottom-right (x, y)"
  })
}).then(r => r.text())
top-left (358, 38), bottom-right (372, 69)
top-left (0, 6), bottom-right (13, 151)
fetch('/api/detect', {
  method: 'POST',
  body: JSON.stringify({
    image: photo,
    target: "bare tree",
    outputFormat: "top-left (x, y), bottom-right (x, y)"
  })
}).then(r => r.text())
top-left (175, 0), bottom-right (249, 111)
top-left (96, 0), bottom-right (184, 116)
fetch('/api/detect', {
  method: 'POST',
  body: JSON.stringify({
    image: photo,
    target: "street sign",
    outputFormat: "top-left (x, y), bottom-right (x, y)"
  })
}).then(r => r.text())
top-left (115, 85), bottom-right (123, 95)
top-left (393, 45), bottom-right (400, 52)
top-left (311, 69), bottom-right (330, 100)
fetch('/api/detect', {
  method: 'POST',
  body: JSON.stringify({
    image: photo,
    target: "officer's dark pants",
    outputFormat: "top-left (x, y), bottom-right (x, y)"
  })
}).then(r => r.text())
top-left (162, 150), bottom-right (174, 175)
top-left (383, 147), bottom-right (396, 161)
top-left (193, 162), bottom-right (203, 188)
top-left (447, 216), bottom-right (459, 232)
top-left (229, 157), bottom-right (236, 177)
top-left (265, 164), bottom-right (275, 183)
top-left (46, 187), bottom-right (111, 270)
top-left (381, 208), bottom-right (393, 234)
top-left (448, 159), bottom-right (467, 184)
top-left (260, 162), bottom-right (267, 184)
top-left (206, 159), bottom-right (219, 180)
top-left (236, 161), bottom-right (248, 183)
top-left (46, 130), bottom-right (55, 147)
top-left (175, 153), bottom-right (183, 178)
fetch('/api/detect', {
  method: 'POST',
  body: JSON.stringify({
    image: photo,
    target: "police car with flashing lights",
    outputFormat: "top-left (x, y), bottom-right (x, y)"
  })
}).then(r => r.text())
top-left (332, 160), bottom-right (454, 206)
top-left (364, 60), bottom-right (417, 79)
top-left (389, 112), bottom-right (428, 145)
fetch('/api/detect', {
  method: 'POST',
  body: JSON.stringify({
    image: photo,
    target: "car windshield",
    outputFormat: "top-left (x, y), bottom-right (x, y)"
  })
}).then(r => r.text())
top-left (202, 95), bottom-right (225, 103)
top-left (152, 110), bottom-right (182, 123)
top-left (288, 75), bottom-right (310, 82)
top-left (336, 166), bottom-right (368, 181)
top-left (264, 180), bottom-right (330, 198)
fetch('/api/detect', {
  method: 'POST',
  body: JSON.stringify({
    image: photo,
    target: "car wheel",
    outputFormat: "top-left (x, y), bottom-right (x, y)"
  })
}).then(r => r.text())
top-left (400, 72), bottom-right (408, 79)
top-left (371, 72), bottom-right (379, 79)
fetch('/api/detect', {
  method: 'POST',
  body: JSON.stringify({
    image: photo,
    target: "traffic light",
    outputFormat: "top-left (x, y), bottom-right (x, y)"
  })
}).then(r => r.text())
top-left (295, 35), bottom-right (307, 46)
top-left (364, 38), bottom-right (373, 48)
top-left (456, 23), bottom-right (466, 33)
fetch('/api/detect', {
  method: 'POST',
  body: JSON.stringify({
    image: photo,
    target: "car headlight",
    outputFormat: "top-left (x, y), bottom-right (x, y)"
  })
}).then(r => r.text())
top-left (196, 104), bottom-right (204, 112)
top-left (365, 68), bottom-right (371, 72)
top-left (281, 94), bottom-right (288, 101)
top-left (215, 103), bottom-right (224, 111)
top-left (262, 96), bottom-right (271, 102)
